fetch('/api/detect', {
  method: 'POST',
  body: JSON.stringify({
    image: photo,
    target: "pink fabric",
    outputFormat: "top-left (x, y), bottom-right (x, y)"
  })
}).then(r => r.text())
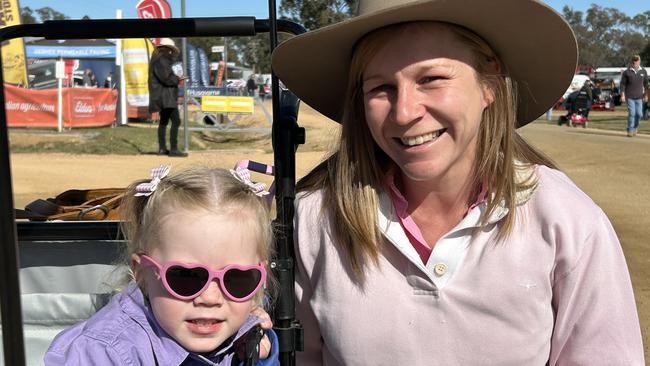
top-left (384, 176), bottom-right (432, 263)
top-left (294, 166), bottom-right (644, 365)
top-left (384, 175), bottom-right (488, 264)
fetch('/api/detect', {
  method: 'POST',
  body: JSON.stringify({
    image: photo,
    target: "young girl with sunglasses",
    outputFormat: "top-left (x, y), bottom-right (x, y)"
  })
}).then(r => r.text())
top-left (45, 165), bottom-right (279, 365)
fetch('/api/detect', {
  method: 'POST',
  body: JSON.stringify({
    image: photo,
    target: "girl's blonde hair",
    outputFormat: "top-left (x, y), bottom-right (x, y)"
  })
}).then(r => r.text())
top-left (298, 22), bottom-right (556, 281)
top-left (119, 166), bottom-right (275, 305)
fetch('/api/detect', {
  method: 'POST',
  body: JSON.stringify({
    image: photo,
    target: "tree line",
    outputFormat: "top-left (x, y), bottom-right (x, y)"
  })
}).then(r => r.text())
top-left (562, 5), bottom-right (650, 67)
top-left (19, 2), bottom-right (650, 73)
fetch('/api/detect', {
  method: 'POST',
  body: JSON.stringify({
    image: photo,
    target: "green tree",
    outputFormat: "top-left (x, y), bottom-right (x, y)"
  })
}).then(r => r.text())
top-left (563, 5), bottom-right (650, 67)
top-left (20, 6), bottom-right (83, 23)
top-left (20, 7), bottom-right (37, 24)
top-left (35, 7), bottom-right (69, 21)
top-left (280, 0), bottom-right (358, 31)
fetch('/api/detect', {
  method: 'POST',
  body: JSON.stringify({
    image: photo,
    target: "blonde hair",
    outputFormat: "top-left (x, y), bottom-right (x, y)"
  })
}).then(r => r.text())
top-left (298, 22), bottom-right (556, 281)
top-left (119, 166), bottom-right (275, 305)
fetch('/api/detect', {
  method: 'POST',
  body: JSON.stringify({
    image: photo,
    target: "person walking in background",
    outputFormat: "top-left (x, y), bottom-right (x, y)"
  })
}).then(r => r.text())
top-left (247, 75), bottom-right (257, 97)
top-left (620, 55), bottom-right (649, 136)
top-left (148, 38), bottom-right (187, 157)
top-left (272, 0), bottom-right (644, 364)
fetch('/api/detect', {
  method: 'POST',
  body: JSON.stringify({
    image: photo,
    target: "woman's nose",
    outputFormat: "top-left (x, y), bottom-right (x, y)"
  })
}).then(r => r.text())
top-left (391, 85), bottom-right (424, 125)
top-left (193, 280), bottom-right (225, 306)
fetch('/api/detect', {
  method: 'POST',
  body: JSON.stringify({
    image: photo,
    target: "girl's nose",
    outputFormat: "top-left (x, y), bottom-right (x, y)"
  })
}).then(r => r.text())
top-left (193, 280), bottom-right (225, 306)
top-left (391, 85), bottom-right (424, 125)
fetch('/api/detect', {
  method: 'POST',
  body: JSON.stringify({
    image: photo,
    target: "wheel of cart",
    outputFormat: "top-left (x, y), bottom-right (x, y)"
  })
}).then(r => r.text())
top-left (0, 5), bottom-right (306, 366)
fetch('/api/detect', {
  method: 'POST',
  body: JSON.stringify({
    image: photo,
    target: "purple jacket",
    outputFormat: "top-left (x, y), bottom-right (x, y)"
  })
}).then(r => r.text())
top-left (44, 281), bottom-right (279, 366)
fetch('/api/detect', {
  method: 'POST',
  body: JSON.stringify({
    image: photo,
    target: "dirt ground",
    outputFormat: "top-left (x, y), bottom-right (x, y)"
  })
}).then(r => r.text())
top-left (9, 107), bottom-right (650, 361)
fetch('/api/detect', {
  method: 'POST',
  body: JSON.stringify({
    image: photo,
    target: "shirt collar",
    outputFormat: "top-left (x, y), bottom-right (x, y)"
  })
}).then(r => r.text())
top-left (121, 281), bottom-right (263, 365)
top-left (382, 162), bottom-right (537, 226)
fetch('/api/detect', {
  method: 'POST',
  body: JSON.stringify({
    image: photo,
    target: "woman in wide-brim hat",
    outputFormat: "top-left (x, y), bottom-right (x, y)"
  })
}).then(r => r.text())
top-left (272, 0), bottom-right (644, 364)
top-left (148, 38), bottom-right (187, 157)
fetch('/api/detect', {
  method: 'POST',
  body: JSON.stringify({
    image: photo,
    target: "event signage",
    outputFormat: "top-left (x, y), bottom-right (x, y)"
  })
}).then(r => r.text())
top-left (187, 44), bottom-right (199, 87)
top-left (26, 45), bottom-right (116, 59)
top-left (4, 83), bottom-right (118, 128)
top-left (0, 0), bottom-right (28, 85)
top-left (136, 0), bottom-right (171, 19)
top-left (122, 38), bottom-right (154, 107)
top-left (198, 48), bottom-right (210, 87)
top-left (136, 0), bottom-right (171, 45)
top-left (200, 96), bottom-right (254, 113)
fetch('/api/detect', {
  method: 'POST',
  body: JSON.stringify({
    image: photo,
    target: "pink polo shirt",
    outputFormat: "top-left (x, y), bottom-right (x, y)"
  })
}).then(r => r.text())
top-left (385, 175), bottom-right (487, 264)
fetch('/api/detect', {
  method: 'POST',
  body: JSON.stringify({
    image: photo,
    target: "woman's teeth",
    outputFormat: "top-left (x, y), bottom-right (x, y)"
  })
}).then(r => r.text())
top-left (399, 130), bottom-right (444, 146)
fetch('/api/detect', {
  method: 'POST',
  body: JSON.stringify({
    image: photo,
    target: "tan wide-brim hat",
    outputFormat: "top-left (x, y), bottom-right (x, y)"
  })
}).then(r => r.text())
top-left (157, 37), bottom-right (179, 53)
top-left (272, 0), bottom-right (577, 127)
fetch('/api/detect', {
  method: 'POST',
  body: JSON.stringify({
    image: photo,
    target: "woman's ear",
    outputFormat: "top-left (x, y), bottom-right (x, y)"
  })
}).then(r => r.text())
top-left (482, 57), bottom-right (501, 107)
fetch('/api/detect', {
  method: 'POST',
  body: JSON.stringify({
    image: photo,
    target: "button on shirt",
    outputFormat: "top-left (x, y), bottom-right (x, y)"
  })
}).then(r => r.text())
top-left (384, 174), bottom-right (489, 288)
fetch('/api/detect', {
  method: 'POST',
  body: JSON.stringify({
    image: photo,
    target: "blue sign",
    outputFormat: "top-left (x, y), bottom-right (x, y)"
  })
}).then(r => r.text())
top-left (26, 45), bottom-right (116, 59)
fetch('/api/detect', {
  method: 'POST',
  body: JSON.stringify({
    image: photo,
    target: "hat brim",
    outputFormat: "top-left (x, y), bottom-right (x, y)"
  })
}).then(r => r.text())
top-left (158, 44), bottom-right (179, 53)
top-left (272, 0), bottom-right (577, 127)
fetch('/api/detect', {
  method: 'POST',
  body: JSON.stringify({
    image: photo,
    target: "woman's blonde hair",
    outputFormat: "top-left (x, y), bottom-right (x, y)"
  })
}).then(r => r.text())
top-left (298, 22), bottom-right (556, 281)
top-left (119, 166), bottom-right (275, 305)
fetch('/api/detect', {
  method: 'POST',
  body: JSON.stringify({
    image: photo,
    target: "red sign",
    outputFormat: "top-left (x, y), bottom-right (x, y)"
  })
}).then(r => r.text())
top-left (136, 0), bottom-right (172, 45)
top-left (136, 0), bottom-right (171, 19)
top-left (5, 84), bottom-right (118, 128)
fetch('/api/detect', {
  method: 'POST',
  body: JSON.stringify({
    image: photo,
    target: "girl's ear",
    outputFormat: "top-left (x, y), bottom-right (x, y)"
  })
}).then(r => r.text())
top-left (131, 253), bottom-right (142, 279)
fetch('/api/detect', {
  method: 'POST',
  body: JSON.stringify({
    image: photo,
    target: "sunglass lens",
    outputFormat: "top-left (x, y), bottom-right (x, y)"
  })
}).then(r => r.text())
top-left (223, 268), bottom-right (262, 299)
top-left (166, 266), bottom-right (209, 297)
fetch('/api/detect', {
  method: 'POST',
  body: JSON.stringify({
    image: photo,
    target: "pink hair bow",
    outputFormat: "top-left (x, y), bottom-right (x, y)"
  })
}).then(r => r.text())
top-left (230, 167), bottom-right (270, 197)
top-left (135, 165), bottom-right (171, 197)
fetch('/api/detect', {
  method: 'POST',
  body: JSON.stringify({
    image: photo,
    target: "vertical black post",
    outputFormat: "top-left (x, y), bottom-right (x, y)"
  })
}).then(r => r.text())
top-left (268, 1), bottom-right (304, 365)
top-left (0, 47), bottom-right (27, 366)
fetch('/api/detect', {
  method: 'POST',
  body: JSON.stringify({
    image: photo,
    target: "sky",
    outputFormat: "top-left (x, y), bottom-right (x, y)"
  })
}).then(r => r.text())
top-left (18, 0), bottom-right (650, 21)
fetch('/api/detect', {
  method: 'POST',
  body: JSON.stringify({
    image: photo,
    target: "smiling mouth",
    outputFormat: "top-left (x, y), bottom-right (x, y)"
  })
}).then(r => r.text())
top-left (188, 319), bottom-right (222, 326)
top-left (398, 129), bottom-right (447, 146)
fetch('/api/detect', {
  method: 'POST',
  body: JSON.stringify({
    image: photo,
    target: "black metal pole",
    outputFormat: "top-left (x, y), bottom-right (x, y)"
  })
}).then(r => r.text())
top-left (0, 49), bottom-right (26, 366)
top-left (268, 2), bottom-right (306, 365)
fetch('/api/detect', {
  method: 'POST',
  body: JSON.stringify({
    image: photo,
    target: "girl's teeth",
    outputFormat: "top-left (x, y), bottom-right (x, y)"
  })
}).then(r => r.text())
top-left (191, 319), bottom-right (216, 325)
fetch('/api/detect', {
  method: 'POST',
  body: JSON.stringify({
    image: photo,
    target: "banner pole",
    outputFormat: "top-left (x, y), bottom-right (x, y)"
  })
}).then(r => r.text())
top-left (181, 0), bottom-right (189, 153)
top-left (57, 77), bottom-right (62, 132)
top-left (116, 9), bottom-right (127, 126)
top-left (56, 57), bottom-right (63, 132)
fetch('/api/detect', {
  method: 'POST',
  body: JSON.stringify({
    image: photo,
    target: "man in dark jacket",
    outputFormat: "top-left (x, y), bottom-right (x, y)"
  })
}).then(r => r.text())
top-left (148, 38), bottom-right (187, 157)
top-left (620, 55), bottom-right (649, 137)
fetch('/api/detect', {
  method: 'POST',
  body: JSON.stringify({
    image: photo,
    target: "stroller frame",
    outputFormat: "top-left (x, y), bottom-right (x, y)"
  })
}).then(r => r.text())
top-left (0, 2), bottom-right (306, 365)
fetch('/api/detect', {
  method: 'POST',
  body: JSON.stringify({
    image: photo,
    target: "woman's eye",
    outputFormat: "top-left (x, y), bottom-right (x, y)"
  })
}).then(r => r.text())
top-left (365, 84), bottom-right (392, 94)
top-left (420, 76), bottom-right (441, 84)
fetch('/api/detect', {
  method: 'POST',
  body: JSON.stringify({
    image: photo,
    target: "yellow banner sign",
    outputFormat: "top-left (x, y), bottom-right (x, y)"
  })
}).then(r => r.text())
top-left (201, 96), bottom-right (254, 113)
top-left (123, 38), bottom-right (154, 107)
top-left (1, 0), bottom-right (28, 86)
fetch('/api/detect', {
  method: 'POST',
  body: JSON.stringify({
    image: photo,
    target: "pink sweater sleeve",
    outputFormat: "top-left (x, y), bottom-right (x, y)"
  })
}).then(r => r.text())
top-left (549, 212), bottom-right (644, 365)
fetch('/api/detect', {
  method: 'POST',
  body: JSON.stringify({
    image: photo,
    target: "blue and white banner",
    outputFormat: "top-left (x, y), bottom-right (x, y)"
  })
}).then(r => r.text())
top-left (26, 45), bottom-right (116, 59)
top-left (197, 47), bottom-right (210, 87)
top-left (187, 44), bottom-right (200, 87)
